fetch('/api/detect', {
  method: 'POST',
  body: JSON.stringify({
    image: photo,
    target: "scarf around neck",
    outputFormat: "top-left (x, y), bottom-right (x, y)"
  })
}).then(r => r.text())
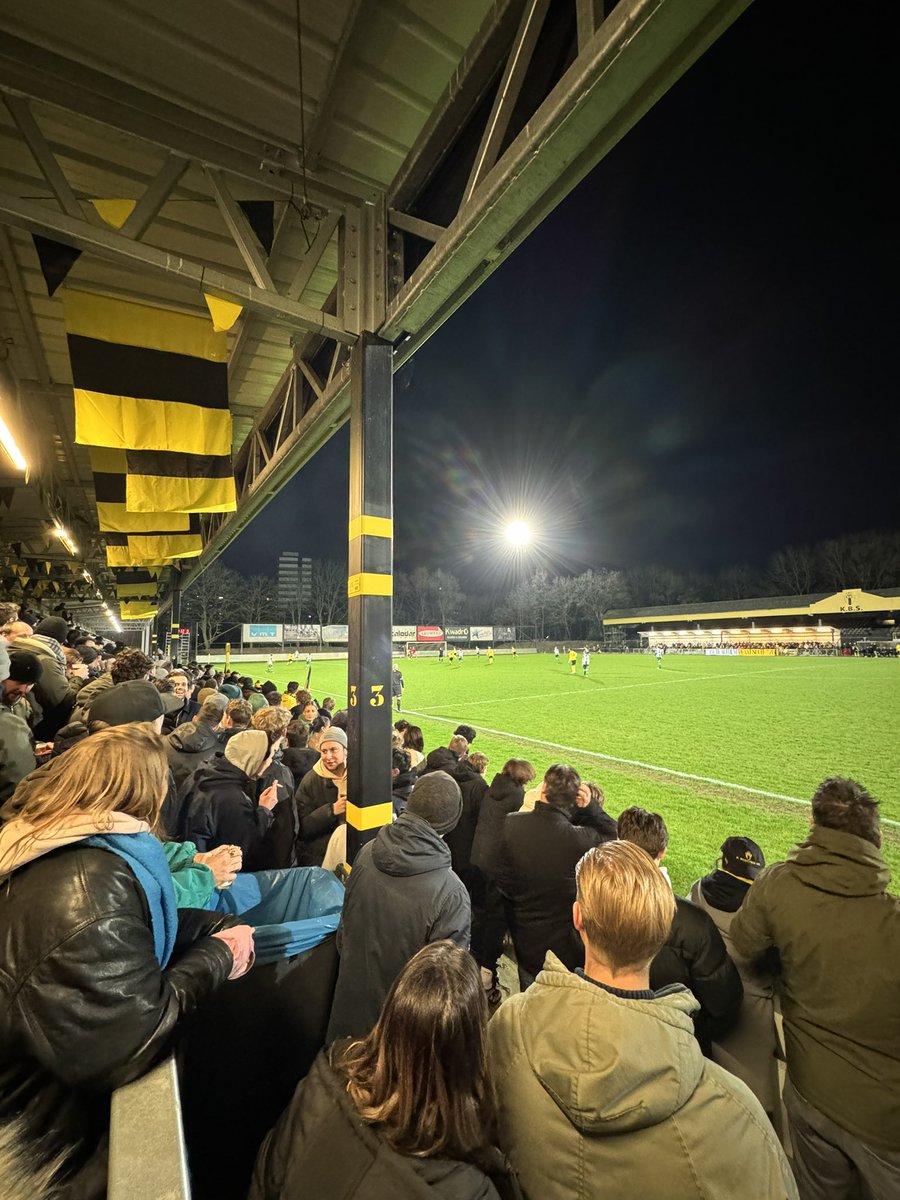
top-left (0, 812), bottom-right (177, 966)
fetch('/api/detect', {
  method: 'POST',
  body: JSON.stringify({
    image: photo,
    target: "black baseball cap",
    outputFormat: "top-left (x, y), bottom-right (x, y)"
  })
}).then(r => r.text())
top-left (721, 837), bottom-right (765, 881)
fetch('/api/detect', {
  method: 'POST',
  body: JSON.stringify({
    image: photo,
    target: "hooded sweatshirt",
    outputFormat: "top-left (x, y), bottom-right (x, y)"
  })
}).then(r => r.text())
top-left (182, 739), bottom-right (274, 868)
top-left (327, 811), bottom-right (471, 1041)
top-left (488, 953), bottom-right (796, 1200)
top-left (731, 824), bottom-right (900, 1151)
top-left (166, 720), bottom-right (222, 789)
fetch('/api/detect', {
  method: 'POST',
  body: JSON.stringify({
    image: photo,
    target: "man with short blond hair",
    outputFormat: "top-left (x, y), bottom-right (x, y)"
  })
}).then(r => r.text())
top-left (488, 840), bottom-right (796, 1200)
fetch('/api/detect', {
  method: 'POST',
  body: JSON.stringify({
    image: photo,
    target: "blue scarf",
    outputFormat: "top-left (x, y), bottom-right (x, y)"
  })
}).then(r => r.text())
top-left (83, 832), bottom-right (178, 967)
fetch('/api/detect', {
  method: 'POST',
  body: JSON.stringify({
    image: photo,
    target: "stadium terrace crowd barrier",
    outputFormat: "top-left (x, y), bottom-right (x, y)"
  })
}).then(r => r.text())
top-left (109, 1057), bottom-right (189, 1200)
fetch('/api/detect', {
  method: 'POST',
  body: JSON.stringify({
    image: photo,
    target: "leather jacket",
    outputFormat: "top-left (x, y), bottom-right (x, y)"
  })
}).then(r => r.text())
top-left (0, 844), bottom-right (236, 1197)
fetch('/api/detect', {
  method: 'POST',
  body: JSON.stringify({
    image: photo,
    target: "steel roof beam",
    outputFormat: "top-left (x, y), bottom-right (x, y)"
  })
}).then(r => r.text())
top-left (383, 0), bottom-right (751, 348)
top-left (462, 0), bottom-right (552, 206)
top-left (204, 167), bottom-right (276, 291)
top-left (172, 0), bottom-right (751, 595)
top-left (0, 35), bottom-right (376, 209)
top-left (389, 0), bottom-right (525, 211)
top-left (3, 95), bottom-right (94, 224)
top-left (120, 153), bottom-right (190, 241)
top-left (303, 0), bottom-right (368, 173)
top-left (0, 189), bottom-right (357, 345)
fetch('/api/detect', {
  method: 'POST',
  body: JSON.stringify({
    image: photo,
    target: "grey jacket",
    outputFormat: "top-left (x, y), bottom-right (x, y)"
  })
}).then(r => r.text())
top-left (327, 811), bottom-right (471, 1042)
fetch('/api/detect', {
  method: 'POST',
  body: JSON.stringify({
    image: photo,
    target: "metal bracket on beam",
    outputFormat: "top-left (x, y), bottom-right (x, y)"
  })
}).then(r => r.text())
top-left (341, 200), bottom-right (388, 335)
top-left (0, 188), bottom-right (357, 345)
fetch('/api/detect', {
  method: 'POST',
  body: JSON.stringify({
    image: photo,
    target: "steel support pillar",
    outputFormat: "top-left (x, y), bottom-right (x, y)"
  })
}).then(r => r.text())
top-left (169, 570), bottom-right (182, 663)
top-left (346, 333), bottom-right (393, 863)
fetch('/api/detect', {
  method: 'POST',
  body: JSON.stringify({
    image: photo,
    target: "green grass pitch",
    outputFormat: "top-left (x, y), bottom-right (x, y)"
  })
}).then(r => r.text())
top-left (230, 652), bottom-right (900, 895)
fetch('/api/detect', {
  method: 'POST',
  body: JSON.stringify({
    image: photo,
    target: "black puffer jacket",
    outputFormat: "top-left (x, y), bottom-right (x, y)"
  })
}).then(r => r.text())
top-left (471, 773), bottom-right (526, 879)
top-left (391, 766), bottom-right (417, 815)
top-left (165, 720), bottom-right (221, 790)
top-left (250, 1045), bottom-right (521, 1200)
top-left (182, 756), bottom-right (275, 869)
top-left (0, 845), bottom-right (234, 1198)
top-left (327, 811), bottom-right (471, 1041)
top-left (650, 896), bottom-right (744, 1055)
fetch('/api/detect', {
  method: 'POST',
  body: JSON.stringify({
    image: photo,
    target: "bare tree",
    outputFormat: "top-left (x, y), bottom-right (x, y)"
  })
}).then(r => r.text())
top-left (309, 559), bottom-right (347, 628)
top-left (577, 568), bottom-right (627, 636)
top-left (768, 544), bottom-right (817, 595)
top-left (240, 574), bottom-right (279, 623)
top-left (182, 562), bottom-right (242, 651)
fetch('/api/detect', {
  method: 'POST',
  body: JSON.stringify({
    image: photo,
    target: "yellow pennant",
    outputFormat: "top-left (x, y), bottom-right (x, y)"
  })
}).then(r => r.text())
top-left (91, 199), bottom-right (137, 229)
top-left (204, 293), bottom-right (243, 333)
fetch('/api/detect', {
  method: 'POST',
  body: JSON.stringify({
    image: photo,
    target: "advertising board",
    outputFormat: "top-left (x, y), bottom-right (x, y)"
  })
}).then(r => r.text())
top-left (284, 624), bottom-right (320, 642)
top-left (321, 624), bottom-right (349, 643)
top-left (445, 625), bottom-right (470, 640)
top-left (242, 623), bottom-right (282, 642)
top-left (416, 625), bottom-right (444, 642)
top-left (392, 625), bottom-right (417, 641)
top-left (469, 625), bottom-right (494, 642)
top-left (493, 625), bottom-right (516, 642)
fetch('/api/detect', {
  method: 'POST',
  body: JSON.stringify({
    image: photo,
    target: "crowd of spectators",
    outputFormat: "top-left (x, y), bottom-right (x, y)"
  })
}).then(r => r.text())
top-left (647, 640), bottom-right (840, 653)
top-left (1, 610), bottom-right (898, 1199)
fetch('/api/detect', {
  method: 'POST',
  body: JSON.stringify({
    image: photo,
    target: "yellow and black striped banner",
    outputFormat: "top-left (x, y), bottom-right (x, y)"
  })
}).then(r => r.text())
top-left (65, 291), bottom-right (231, 456)
top-left (113, 567), bottom-right (166, 600)
top-left (92, 447), bottom-right (192, 533)
top-left (125, 448), bottom-right (236, 514)
top-left (105, 518), bottom-right (202, 566)
top-left (120, 600), bottom-right (159, 620)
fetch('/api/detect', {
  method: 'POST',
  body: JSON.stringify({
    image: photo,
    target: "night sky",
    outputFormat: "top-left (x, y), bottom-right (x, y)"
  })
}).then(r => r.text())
top-left (223, 1), bottom-right (895, 589)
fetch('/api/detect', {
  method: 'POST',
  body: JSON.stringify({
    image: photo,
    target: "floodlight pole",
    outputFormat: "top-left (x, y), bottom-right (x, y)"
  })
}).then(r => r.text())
top-left (346, 332), bottom-right (393, 863)
top-left (169, 567), bottom-right (182, 663)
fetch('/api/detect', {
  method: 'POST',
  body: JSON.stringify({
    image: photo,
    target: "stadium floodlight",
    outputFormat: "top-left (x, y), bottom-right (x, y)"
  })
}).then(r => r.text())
top-left (505, 520), bottom-right (532, 547)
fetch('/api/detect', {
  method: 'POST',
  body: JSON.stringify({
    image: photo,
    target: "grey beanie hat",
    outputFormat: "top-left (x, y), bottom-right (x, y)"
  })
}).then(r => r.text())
top-left (320, 726), bottom-right (347, 749)
top-left (407, 770), bottom-right (463, 835)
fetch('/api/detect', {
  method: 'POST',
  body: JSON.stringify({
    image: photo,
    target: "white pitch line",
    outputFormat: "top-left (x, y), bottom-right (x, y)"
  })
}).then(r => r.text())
top-left (413, 665), bottom-right (831, 712)
top-left (404, 708), bottom-right (900, 830)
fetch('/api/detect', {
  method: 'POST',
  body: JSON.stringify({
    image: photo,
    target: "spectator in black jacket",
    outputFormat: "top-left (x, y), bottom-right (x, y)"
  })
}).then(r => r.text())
top-left (327, 772), bottom-right (470, 1041)
top-left (418, 741), bottom-right (488, 890)
top-left (252, 943), bottom-right (520, 1200)
top-left (291, 727), bottom-right (348, 867)
top-left (470, 759), bottom-right (535, 992)
top-left (617, 807), bottom-right (743, 1054)
top-left (391, 746), bottom-right (416, 815)
top-left (165, 697), bottom-right (225, 790)
top-left (216, 697), bottom-right (252, 745)
top-left (182, 730), bottom-right (281, 868)
top-left (0, 723), bottom-right (252, 1198)
top-left (280, 720), bottom-right (320, 788)
top-left (497, 763), bottom-right (616, 987)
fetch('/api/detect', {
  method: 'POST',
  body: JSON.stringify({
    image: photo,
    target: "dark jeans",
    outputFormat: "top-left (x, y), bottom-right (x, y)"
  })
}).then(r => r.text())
top-left (784, 1078), bottom-right (900, 1200)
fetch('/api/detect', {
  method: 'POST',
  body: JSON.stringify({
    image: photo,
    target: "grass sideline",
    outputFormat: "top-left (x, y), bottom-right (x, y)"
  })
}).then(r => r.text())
top-left (225, 653), bottom-right (900, 895)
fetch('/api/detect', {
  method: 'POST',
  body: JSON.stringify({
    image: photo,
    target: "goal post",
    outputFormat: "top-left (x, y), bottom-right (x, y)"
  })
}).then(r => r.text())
top-left (403, 640), bottom-right (446, 657)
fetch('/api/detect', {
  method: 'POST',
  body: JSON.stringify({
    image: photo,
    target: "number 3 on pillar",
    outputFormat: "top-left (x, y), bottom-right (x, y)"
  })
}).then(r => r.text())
top-left (349, 684), bottom-right (358, 707)
top-left (369, 684), bottom-right (384, 707)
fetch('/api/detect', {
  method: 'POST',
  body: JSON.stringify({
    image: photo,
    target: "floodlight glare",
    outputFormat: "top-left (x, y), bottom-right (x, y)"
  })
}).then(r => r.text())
top-left (505, 520), bottom-right (532, 547)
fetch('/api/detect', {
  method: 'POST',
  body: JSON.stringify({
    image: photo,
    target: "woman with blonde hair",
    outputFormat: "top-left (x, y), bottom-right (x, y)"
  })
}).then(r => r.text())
top-left (0, 723), bottom-right (254, 1199)
top-left (251, 941), bottom-right (521, 1199)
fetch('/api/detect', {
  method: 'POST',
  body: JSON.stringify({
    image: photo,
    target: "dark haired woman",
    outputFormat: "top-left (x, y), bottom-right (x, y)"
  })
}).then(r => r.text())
top-left (470, 759), bottom-right (536, 1001)
top-left (250, 942), bottom-right (521, 1199)
top-left (402, 723), bottom-right (425, 769)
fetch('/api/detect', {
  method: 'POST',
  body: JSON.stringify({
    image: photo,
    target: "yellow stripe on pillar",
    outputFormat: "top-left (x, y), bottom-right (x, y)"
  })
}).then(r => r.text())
top-left (347, 572), bottom-right (392, 597)
top-left (345, 801), bottom-right (394, 831)
top-left (348, 515), bottom-right (393, 541)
